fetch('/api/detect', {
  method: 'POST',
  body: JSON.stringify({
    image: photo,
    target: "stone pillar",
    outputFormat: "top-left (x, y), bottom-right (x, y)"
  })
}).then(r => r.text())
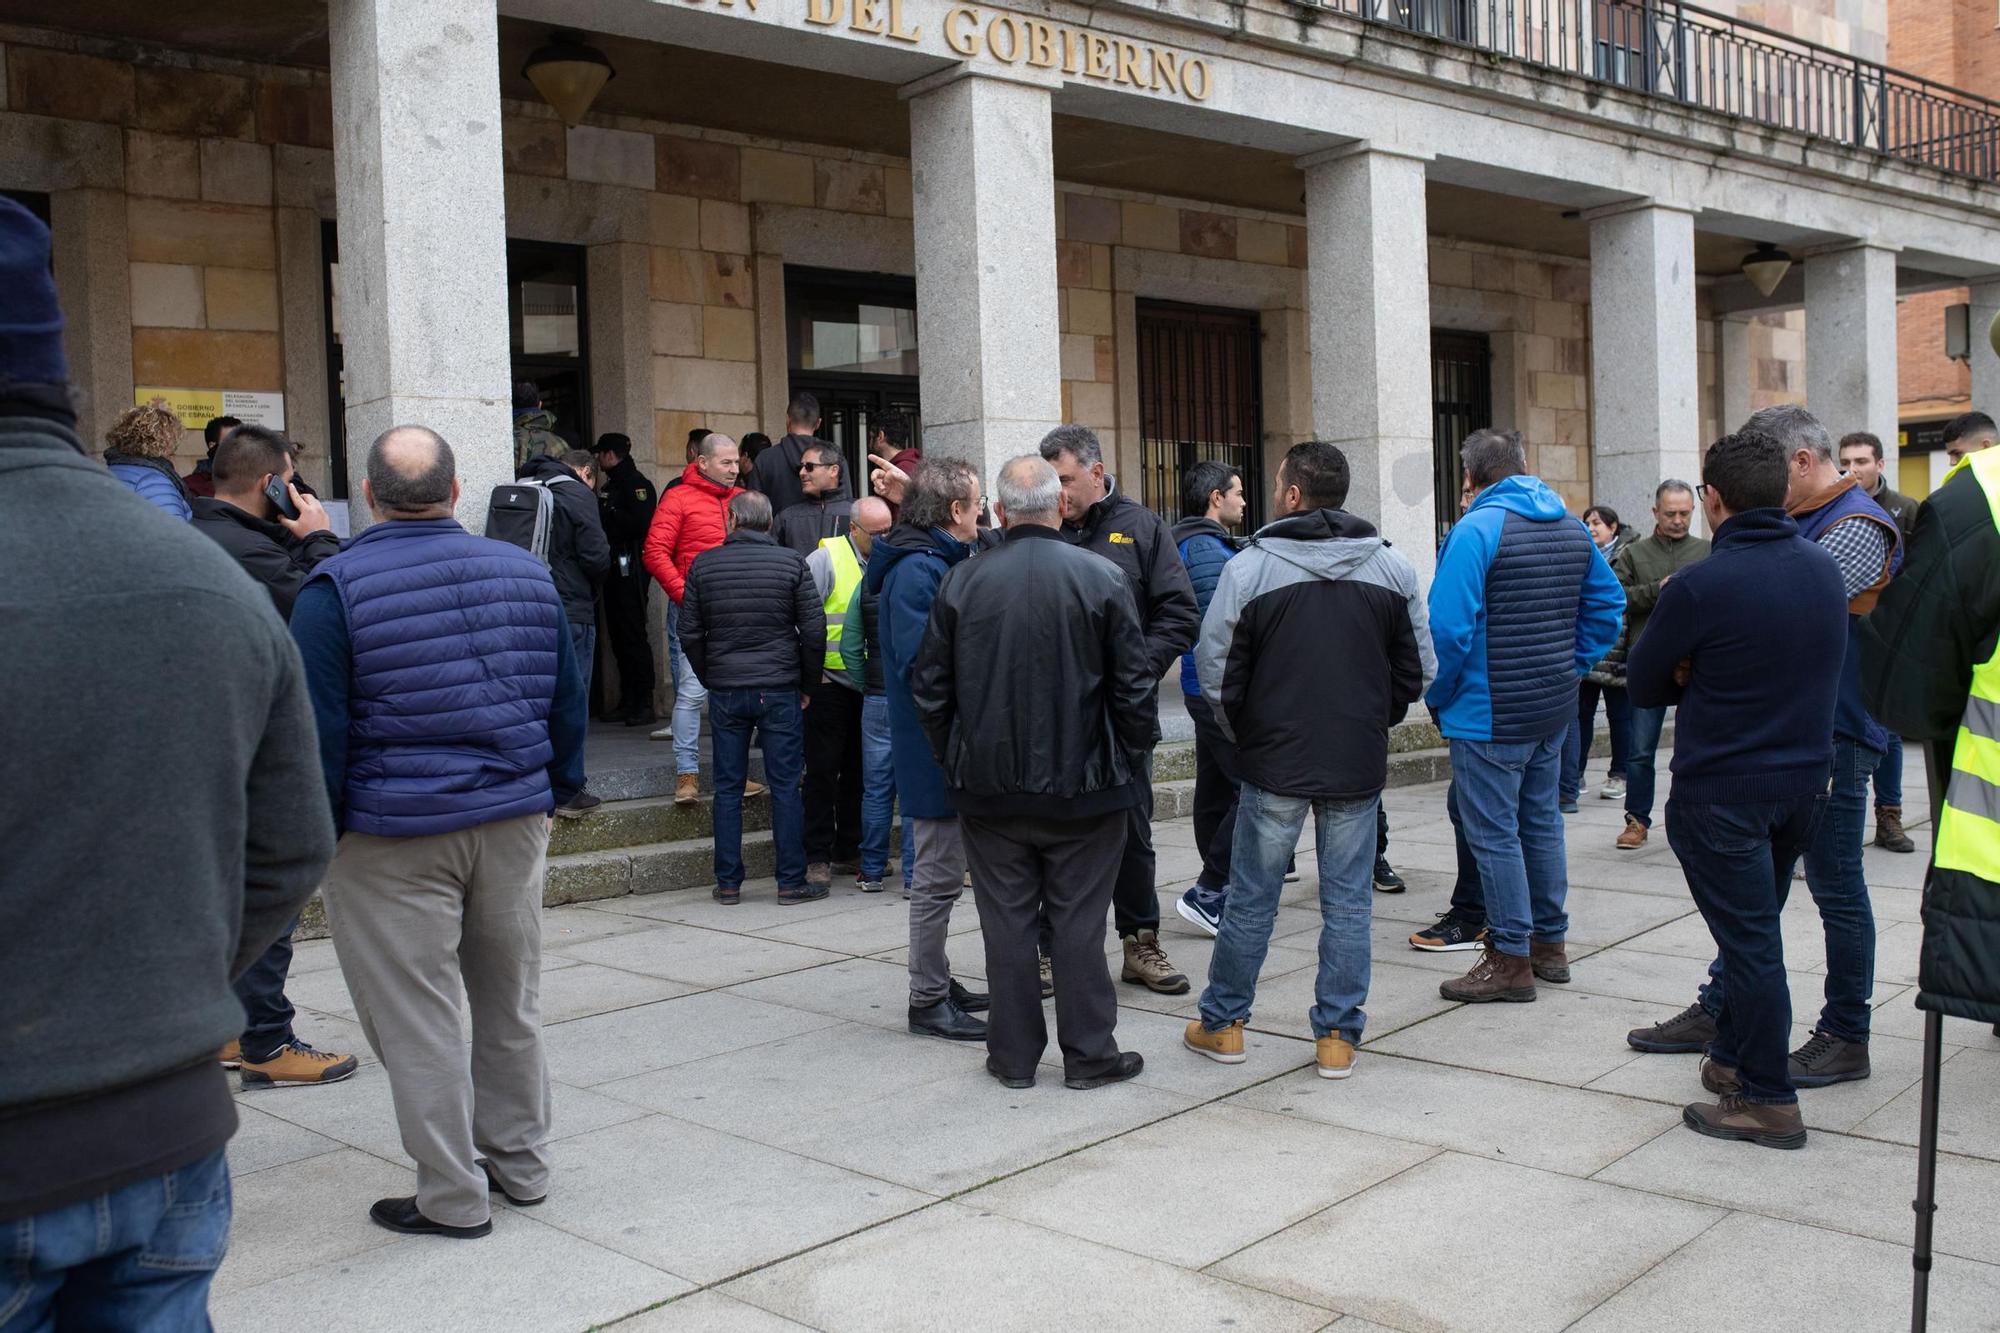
top-left (1967, 279), bottom-right (2000, 428)
top-left (1300, 145), bottom-right (1435, 585)
top-left (586, 242), bottom-right (655, 449)
top-left (328, 0), bottom-right (512, 531)
top-left (49, 188), bottom-right (132, 448)
top-left (903, 69), bottom-right (1061, 489)
top-left (1716, 314), bottom-right (1756, 435)
top-left (1588, 201), bottom-right (1700, 527)
top-left (1804, 242), bottom-right (1899, 468)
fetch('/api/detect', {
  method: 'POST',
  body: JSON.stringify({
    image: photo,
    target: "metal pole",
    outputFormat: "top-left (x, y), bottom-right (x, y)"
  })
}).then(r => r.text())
top-left (1911, 737), bottom-right (1948, 1333)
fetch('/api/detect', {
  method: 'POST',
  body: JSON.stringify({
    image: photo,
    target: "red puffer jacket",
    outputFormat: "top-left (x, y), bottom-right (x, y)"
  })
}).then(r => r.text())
top-left (643, 461), bottom-right (741, 602)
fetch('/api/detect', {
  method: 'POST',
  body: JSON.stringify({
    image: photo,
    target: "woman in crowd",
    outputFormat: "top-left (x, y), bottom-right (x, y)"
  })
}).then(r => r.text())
top-left (1561, 503), bottom-right (1634, 811)
top-left (103, 403), bottom-right (193, 521)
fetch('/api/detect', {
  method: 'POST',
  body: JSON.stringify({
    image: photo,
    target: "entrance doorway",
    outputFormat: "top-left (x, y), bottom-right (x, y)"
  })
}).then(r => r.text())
top-left (508, 240), bottom-right (590, 452)
top-left (786, 267), bottom-right (921, 486)
top-left (1430, 329), bottom-right (1493, 543)
top-left (1135, 300), bottom-right (1265, 527)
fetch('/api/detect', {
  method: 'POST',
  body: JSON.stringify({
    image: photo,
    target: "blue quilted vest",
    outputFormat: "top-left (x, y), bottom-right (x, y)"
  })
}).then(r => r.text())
top-left (1793, 482), bottom-right (1903, 754)
top-left (314, 518), bottom-right (565, 837)
top-left (1485, 510), bottom-right (1594, 743)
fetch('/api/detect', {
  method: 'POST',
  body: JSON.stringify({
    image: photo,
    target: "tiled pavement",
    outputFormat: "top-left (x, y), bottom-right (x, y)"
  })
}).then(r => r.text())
top-left (215, 777), bottom-right (2000, 1332)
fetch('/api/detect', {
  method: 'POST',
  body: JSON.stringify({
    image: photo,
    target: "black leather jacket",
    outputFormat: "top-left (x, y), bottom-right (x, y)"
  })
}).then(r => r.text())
top-left (911, 525), bottom-right (1158, 819)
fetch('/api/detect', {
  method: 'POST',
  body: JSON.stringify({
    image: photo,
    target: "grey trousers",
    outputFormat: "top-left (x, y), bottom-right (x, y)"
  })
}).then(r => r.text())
top-left (908, 817), bottom-right (969, 1007)
top-left (323, 811), bottom-right (553, 1228)
top-left (962, 810), bottom-right (1127, 1082)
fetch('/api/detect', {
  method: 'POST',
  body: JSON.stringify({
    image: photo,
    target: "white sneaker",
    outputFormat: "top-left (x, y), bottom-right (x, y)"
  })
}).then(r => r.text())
top-left (649, 724), bottom-right (674, 741)
top-left (1600, 776), bottom-right (1627, 800)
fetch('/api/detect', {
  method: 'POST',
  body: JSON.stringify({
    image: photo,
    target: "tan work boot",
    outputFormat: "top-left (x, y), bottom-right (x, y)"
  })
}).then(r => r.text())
top-left (744, 779), bottom-right (768, 799)
top-left (1184, 1019), bottom-right (1246, 1064)
top-left (1699, 1057), bottom-right (1741, 1096)
top-left (1529, 939), bottom-right (1570, 984)
top-left (1316, 1035), bottom-right (1357, 1080)
top-left (1120, 930), bottom-right (1190, 995)
top-left (219, 1039), bottom-right (242, 1069)
top-left (1439, 944), bottom-right (1537, 1003)
top-left (1873, 804), bottom-right (1916, 853)
top-left (1616, 814), bottom-right (1648, 850)
top-left (240, 1041), bottom-right (360, 1088)
top-left (673, 773), bottom-right (699, 805)
top-left (1681, 1094), bottom-right (1807, 1149)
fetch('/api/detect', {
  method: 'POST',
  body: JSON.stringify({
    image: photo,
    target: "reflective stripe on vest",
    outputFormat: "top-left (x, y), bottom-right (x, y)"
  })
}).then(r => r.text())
top-left (1937, 448), bottom-right (2000, 883)
top-left (820, 535), bottom-right (864, 677)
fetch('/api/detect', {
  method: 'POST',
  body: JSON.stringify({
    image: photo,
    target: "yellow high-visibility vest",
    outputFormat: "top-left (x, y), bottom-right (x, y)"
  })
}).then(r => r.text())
top-left (1936, 447), bottom-right (2000, 884)
top-left (819, 534), bottom-right (864, 678)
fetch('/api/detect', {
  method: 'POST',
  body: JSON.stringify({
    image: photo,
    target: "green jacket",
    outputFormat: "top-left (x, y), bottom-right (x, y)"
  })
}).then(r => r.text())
top-left (1866, 481), bottom-right (1919, 539)
top-left (1860, 462), bottom-right (2000, 1022)
top-left (513, 409), bottom-right (564, 471)
top-left (1600, 531), bottom-right (1711, 677)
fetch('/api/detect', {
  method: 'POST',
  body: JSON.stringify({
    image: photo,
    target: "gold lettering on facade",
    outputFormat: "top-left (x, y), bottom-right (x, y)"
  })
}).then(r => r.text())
top-left (1182, 57), bottom-right (1210, 100)
top-left (1150, 49), bottom-right (1180, 95)
top-left (1023, 19), bottom-right (1059, 68)
top-left (852, 0), bottom-right (885, 34)
top-left (1114, 39), bottom-right (1144, 86)
top-left (805, 0), bottom-right (843, 23)
top-left (944, 4), bottom-right (981, 54)
top-left (886, 0), bottom-right (921, 42)
top-left (1084, 32), bottom-right (1113, 80)
top-left (986, 13), bottom-right (1022, 62)
top-left (1061, 27), bottom-right (1082, 74)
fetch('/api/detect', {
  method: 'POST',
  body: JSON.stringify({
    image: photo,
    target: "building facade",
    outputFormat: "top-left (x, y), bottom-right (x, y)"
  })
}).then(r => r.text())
top-left (7, 0), bottom-right (1999, 689)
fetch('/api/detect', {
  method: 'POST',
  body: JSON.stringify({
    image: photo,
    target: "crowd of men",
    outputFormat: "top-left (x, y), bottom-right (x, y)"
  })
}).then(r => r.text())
top-left (10, 190), bottom-right (2000, 1323)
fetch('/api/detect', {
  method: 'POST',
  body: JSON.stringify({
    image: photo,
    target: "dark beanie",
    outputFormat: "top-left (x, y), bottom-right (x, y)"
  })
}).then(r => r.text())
top-left (0, 196), bottom-right (68, 389)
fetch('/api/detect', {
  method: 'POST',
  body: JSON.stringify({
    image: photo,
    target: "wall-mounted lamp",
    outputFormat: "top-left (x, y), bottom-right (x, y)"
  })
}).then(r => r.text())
top-left (1740, 242), bottom-right (1794, 298)
top-left (524, 30), bottom-right (615, 128)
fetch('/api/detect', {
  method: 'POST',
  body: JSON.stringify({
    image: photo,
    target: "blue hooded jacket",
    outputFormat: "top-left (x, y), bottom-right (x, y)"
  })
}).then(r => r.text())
top-left (1425, 475), bottom-right (1625, 743)
top-left (866, 522), bottom-right (981, 820)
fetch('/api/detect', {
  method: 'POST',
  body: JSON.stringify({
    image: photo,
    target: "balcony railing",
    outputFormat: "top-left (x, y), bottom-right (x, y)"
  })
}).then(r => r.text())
top-left (1301, 0), bottom-right (2000, 181)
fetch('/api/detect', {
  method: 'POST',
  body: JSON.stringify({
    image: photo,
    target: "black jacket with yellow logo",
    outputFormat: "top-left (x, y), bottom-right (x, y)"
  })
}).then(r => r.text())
top-left (1063, 479), bottom-right (1199, 680)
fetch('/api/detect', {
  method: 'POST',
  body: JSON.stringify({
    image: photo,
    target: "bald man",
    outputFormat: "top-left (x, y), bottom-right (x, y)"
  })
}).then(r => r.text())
top-left (292, 425), bottom-right (588, 1240)
top-left (835, 497), bottom-right (923, 901)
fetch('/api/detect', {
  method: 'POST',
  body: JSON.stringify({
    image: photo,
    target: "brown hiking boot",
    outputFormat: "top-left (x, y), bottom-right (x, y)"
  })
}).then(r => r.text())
top-left (805, 861), bottom-right (832, 889)
top-left (1873, 804), bottom-right (1916, 854)
top-left (1700, 1057), bottom-right (1741, 1096)
top-left (219, 1039), bottom-right (242, 1069)
top-left (1183, 1019), bottom-right (1246, 1064)
top-left (673, 773), bottom-right (699, 805)
top-left (1626, 1001), bottom-right (1718, 1053)
top-left (744, 780), bottom-right (768, 799)
top-left (1439, 944), bottom-right (1537, 1003)
top-left (1121, 930), bottom-right (1190, 995)
top-left (240, 1040), bottom-right (360, 1088)
top-left (1616, 814), bottom-right (1648, 850)
top-left (1682, 1094), bottom-right (1807, 1149)
top-left (1529, 939), bottom-right (1570, 984)
top-left (1316, 1035), bottom-right (1357, 1080)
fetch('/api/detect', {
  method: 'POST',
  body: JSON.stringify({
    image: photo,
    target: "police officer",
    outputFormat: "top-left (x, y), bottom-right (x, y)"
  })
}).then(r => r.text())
top-left (593, 433), bottom-right (659, 726)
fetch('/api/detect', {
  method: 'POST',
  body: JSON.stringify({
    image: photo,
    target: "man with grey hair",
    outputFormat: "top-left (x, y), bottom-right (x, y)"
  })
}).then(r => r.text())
top-left (1607, 478), bottom-right (1710, 851)
top-left (1040, 424), bottom-right (1200, 996)
top-left (914, 455), bottom-right (1157, 1087)
top-left (1627, 404), bottom-right (1901, 1089)
top-left (293, 425), bottom-right (588, 1239)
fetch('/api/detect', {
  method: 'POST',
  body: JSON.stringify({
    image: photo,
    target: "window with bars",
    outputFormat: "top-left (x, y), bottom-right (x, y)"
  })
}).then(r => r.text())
top-left (1431, 330), bottom-right (1493, 545)
top-left (1135, 301), bottom-right (1265, 528)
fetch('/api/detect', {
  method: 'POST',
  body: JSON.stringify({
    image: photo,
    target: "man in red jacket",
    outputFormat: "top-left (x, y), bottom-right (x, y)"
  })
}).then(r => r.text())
top-left (643, 433), bottom-right (743, 803)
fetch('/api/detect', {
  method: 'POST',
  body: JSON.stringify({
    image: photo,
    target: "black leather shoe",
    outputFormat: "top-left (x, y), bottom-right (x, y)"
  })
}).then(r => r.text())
top-left (910, 997), bottom-right (987, 1041)
top-left (368, 1196), bottom-right (491, 1239)
top-left (477, 1158), bottom-right (546, 1207)
top-left (1065, 1051), bottom-right (1144, 1090)
top-left (948, 978), bottom-right (990, 1013)
top-left (986, 1057), bottom-right (1034, 1089)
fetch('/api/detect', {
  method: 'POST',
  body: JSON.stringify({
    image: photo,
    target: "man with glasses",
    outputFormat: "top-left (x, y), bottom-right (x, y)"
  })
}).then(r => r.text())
top-left (774, 443), bottom-right (855, 556)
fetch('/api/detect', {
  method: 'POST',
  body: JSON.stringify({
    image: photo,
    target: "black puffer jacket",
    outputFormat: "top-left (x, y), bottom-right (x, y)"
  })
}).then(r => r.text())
top-left (912, 525), bottom-right (1157, 819)
top-left (190, 497), bottom-right (341, 622)
top-left (680, 529), bottom-right (826, 692)
top-left (1860, 458), bottom-right (2000, 1023)
top-left (1065, 479), bottom-right (1200, 679)
top-left (517, 454), bottom-right (612, 624)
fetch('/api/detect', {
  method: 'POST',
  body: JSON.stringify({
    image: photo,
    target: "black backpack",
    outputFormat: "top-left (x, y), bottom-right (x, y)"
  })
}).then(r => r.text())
top-left (485, 481), bottom-right (555, 563)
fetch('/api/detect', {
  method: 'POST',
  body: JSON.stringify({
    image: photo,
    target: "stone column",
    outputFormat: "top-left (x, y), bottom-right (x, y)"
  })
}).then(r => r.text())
top-left (1804, 242), bottom-right (1900, 468)
top-left (328, 0), bottom-right (513, 531)
top-left (902, 68), bottom-right (1061, 489)
top-left (1588, 201), bottom-right (1700, 527)
top-left (1716, 314), bottom-right (1756, 435)
top-left (586, 242), bottom-right (656, 449)
top-left (1300, 145), bottom-right (1436, 586)
top-left (49, 188), bottom-right (132, 448)
top-left (1967, 279), bottom-right (2000, 430)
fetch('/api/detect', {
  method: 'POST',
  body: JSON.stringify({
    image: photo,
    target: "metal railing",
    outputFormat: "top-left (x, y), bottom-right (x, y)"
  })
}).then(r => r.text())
top-left (1307, 0), bottom-right (2000, 181)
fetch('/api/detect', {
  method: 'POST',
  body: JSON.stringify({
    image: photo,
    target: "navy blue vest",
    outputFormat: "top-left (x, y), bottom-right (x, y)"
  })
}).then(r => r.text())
top-left (1794, 483), bottom-right (1903, 754)
top-left (1485, 511), bottom-right (1594, 743)
top-left (314, 519), bottom-right (565, 837)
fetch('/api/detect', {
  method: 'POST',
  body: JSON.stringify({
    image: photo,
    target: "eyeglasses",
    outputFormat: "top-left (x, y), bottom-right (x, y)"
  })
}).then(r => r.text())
top-left (799, 461), bottom-right (836, 472)
top-left (1694, 485), bottom-right (1708, 500)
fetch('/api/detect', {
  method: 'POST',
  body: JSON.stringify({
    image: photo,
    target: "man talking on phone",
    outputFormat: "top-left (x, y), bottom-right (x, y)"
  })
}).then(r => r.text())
top-left (190, 422), bottom-right (360, 1087)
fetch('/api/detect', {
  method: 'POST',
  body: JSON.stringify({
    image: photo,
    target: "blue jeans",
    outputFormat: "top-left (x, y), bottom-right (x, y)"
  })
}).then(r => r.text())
top-left (667, 602), bottom-right (706, 777)
top-left (1622, 704), bottom-right (1669, 827)
top-left (1561, 680), bottom-right (1631, 801)
top-left (1450, 735), bottom-right (1569, 957)
top-left (570, 621), bottom-right (595, 783)
top-left (1872, 730), bottom-right (1903, 807)
top-left (1200, 782), bottom-right (1378, 1042)
top-left (1667, 793), bottom-right (1821, 1105)
top-left (1, 1148), bottom-right (230, 1331)
top-left (858, 694), bottom-right (911, 884)
top-left (1698, 738), bottom-right (1880, 1043)
top-left (709, 688), bottom-right (805, 890)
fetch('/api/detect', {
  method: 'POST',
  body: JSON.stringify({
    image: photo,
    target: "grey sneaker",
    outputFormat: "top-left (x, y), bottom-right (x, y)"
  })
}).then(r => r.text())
top-left (805, 862), bottom-right (832, 889)
top-left (857, 878), bottom-right (885, 894)
top-left (1788, 1029), bottom-right (1869, 1087)
top-left (1120, 930), bottom-right (1190, 995)
top-left (1599, 775), bottom-right (1627, 800)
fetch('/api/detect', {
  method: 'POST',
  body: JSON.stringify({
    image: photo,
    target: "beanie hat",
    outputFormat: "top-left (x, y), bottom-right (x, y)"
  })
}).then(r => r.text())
top-left (0, 196), bottom-right (69, 389)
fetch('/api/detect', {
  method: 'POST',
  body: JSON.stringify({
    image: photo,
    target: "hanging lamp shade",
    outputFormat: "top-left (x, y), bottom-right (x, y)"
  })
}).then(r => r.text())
top-left (1989, 307), bottom-right (2000, 360)
top-left (524, 31), bottom-right (615, 128)
top-left (1741, 242), bottom-right (1794, 299)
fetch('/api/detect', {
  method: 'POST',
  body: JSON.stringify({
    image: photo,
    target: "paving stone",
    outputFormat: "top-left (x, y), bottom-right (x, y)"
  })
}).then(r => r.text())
top-left (1849, 1045), bottom-right (2000, 1162)
top-left (1080, 1004), bottom-right (1315, 1099)
top-left (542, 903), bottom-right (675, 946)
top-left (1232, 1056), bottom-right (1680, 1176)
top-left (752, 895), bottom-right (927, 955)
top-left (1367, 987), bottom-right (1683, 1086)
top-left (1212, 1153), bottom-right (1720, 1331)
top-left (557, 922), bottom-right (846, 988)
top-left (615, 1291), bottom-right (817, 1330)
top-left (211, 1148), bottom-right (410, 1296)
top-left (722, 1202), bottom-right (1331, 1331)
top-left (227, 1104), bottom-right (343, 1177)
top-left (1595, 1121), bottom-right (2000, 1262)
top-left (724, 956), bottom-right (921, 1031)
top-left (966, 1104), bottom-right (1434, 1267)
top-left (583, 881), bottom-right (870, 933)
top-left (1569, 1211), bottom-right (2000, 1333)
top-left (535, 1114), bottom-right (932, 1283)
top-left (543, 991), bottom-right (844, 1088)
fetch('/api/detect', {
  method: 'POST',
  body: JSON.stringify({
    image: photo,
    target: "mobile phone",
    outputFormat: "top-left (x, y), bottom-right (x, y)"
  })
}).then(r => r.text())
top-left (265, 474), bottom-right (301, 520)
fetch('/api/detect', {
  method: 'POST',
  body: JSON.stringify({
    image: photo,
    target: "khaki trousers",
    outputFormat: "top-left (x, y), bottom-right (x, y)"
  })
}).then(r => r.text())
top-left (323, 812), bottom-right (552, 1227)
